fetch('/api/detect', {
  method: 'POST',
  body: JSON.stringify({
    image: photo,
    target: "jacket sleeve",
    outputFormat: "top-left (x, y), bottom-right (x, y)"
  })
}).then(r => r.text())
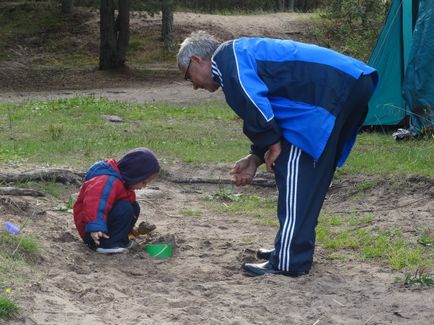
top-left (213, 41), bottom-right (281, 160)
top-left (82, 176), bottom-right (123, 234)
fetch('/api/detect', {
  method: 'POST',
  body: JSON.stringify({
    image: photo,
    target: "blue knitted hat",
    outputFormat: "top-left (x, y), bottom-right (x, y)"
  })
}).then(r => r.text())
top-left (117, 148), bottom-right (160, 186)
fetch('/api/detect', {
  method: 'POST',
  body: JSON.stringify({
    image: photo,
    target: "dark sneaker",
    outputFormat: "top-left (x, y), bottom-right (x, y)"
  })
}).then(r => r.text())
top-left (256, 248), bottom-right (275, 260)
top-left (242, 261), bottom-right (307, 277)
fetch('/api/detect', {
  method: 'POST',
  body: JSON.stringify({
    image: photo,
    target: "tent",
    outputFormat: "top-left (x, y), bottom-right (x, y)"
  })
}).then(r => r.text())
top-left (364, 0), bottom-right (434, 135)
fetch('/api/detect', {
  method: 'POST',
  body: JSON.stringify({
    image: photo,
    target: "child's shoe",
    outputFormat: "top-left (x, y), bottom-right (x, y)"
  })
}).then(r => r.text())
top-left (125, 239), bottom-right (136, 249)
top-left (95, 247), bottom-right (128, 254)
top-left (95, 240), bottom-right (135, 254)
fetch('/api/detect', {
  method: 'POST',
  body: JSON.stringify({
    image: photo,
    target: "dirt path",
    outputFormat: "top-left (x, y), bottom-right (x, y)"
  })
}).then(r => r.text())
top-left (0, 81), bottom-right (225, 105)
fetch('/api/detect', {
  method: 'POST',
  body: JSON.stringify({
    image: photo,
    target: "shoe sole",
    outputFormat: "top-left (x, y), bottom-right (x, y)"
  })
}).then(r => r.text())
top-left (96, 247), bottom-right (128, 254)
top-left (242, 263), bottom-right (307, 277)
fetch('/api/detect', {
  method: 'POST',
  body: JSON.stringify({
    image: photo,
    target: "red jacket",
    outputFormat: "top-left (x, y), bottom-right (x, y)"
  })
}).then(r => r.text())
top-left (73, 160), bottom-right (136, 239)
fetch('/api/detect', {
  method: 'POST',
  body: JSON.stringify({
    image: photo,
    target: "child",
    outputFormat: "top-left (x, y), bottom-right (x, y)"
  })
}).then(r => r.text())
top-left (73, 147), bottom-right (160, 254)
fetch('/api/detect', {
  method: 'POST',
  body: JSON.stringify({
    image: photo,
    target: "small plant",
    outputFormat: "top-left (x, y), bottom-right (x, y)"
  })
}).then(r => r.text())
top-left (207, 186), bottom-right (241, 202)
top-left (65, 195), bottom-right (75, 210)
top-left (48, 124), bottom-right (64, 140)
top-left (1, 232), bottom-right (40, 262)
top-left (403, 268), bottom-right (434, 286)
top-left (0, 296), bottom-right (19, 319)
top-left (418, 229), bottom-right (434, 247)
top-left (355, 180), bottom-right (376, 192)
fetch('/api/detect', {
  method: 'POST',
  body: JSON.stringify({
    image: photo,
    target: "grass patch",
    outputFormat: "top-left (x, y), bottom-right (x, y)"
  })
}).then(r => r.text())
top-left (206, 186), bottom-right (276, 219)
top-left (0, 232), bottom-right (40, 262)
top-left (316, 214), bottom-right (433, 272)
top-left (344, 133), bottom-right (434, 176)
top-left (0, 3), bottom-right (77, 62)
top-left (0, 97), bottom-right (247, 169)
top-left (0, 5), bottom-right (175, 67)
top-left (1, 98), bottom-right (432, 176)
top-left (128, 31), bottom-right (176, 64)
top-left (0, 230), bottom-right (41, 320)
top-left (23, 181), bottom-right (73, 200)
top-left (403, 269), bottom-right (434, 286)
top-left (0, 296), bottom-right (19, 319)
top-left (418, 229), bottom-right (434, 247)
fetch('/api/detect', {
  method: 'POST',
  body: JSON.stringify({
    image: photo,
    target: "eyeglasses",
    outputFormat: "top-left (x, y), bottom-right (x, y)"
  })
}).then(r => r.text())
top-left (184, 58), bottom-right (192, 81)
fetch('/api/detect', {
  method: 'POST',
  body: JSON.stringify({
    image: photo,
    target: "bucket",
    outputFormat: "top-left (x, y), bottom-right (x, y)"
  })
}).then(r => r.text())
top-left (145, 243), bottom-right (173, 259)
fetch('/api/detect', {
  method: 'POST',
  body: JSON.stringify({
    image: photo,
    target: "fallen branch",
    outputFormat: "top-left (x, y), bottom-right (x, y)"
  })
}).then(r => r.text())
top-left (160, 174), bottom-right (276, 187)
top-left (0, 187), bottom-right (45, 197)
top-left (0, 168), bottom-right (276, 188)
top-left (0, 169), bottom-right (84, 185)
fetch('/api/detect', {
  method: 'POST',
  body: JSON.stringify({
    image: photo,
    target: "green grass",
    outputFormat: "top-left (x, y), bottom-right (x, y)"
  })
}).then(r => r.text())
top-left (0, 231), bottom-right (40, 320)
top-left (0, 5), bottom-right (175, 67)
top-left (128, 31), bottom-right (176, 64)
top-left (0, 232), bottom-right (40, 261)
top-left (344, 133), bottom-right (434, 176)
top-left (403, 270), bottom-right (434, 286)
top-left (418, 229), bottom-right (434, 247)
top-left (1, 98), bottom-right (432, 176)
top-left (206, 186), bottom-right (276, 219)
top-left (0, 296), bottom-right (19, 319)
top-left (0, 97), bottom-right (246, 169)
top-left (0, 3), bottom-right (67, 61)
top-left (316, 214), bottom-right (433, 272)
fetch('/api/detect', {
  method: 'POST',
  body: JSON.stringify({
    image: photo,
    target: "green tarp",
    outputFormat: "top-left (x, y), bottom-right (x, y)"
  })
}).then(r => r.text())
top-left (364, 0), bottom-right (434, 132)
top-left (402, 0), bottom-right (434, 132)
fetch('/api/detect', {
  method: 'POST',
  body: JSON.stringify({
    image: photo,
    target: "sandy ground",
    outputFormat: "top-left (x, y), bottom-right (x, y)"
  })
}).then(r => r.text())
top-left (1, 170), bottom-right (433, 325)
top-left (1, 10), bottom-right (433, 325)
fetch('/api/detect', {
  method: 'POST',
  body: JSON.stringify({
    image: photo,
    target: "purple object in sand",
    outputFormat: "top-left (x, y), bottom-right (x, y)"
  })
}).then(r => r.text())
top-left (4, 222), bottom-right (20, 235)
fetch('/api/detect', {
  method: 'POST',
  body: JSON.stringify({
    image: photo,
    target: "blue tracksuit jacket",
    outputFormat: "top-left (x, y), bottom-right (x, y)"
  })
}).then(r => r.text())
top-left (211, 38), bottom-right (378, 166)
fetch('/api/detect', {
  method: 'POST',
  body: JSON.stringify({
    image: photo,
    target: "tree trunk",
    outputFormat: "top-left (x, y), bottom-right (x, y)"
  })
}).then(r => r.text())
top-left (60, 0), bottom-right (73, 14)
top-left (116, 0), bottom-right (130, 64)
top-left (161, 0), bottom-right (174, 50)
top-left (99, 0), bottom-right (130, 70)
top-left (287, 0), bottom-right (295, 11)
top-left (277, 0), bottom-right (285, 11)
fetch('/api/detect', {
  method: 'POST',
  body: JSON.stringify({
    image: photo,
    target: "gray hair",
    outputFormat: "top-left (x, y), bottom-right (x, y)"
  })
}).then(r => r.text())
top-left (177, 31), bottom-right (221, 70)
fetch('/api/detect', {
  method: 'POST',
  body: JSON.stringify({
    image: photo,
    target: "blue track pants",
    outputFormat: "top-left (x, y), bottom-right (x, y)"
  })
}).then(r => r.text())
top-left (268, 75), bottom-right (374, 274)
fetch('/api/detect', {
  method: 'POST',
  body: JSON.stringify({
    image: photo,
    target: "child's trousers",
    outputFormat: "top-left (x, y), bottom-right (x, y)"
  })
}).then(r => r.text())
top-left (84, 200), bottom-right (140, 249)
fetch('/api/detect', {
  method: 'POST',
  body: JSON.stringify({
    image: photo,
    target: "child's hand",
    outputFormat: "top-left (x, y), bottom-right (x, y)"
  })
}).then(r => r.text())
top-left (90, 232), bottom-right (109, 245)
